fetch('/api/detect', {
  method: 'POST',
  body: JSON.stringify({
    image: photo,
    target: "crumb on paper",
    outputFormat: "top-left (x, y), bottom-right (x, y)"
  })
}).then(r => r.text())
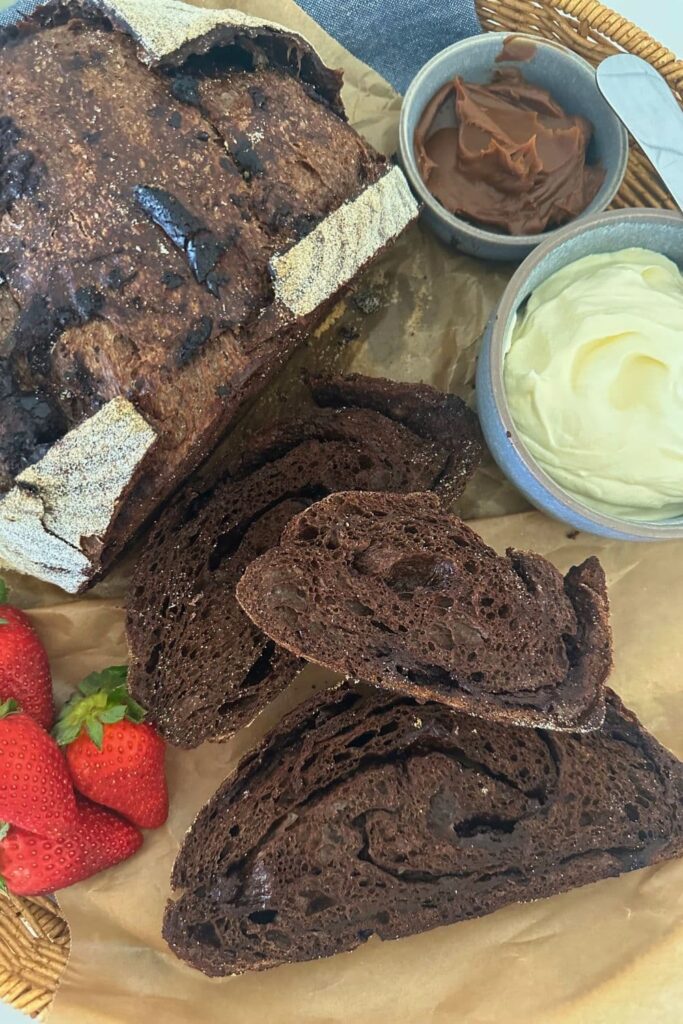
top-left (313, 300), bottom-right (347, 337)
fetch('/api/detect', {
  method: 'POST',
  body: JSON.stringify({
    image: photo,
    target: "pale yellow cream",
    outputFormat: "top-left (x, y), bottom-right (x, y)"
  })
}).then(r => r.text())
top-left (504, 247), bottom-right (683, 521)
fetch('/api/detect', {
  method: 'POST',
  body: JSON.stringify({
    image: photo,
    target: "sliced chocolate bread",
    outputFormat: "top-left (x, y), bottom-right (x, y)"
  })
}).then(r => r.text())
top-left (236, 491), bottom-right (612, 731)
top-left (164, 683), bottom-right (683, 976)
top-left (127, 375), bottom-right (482, 747)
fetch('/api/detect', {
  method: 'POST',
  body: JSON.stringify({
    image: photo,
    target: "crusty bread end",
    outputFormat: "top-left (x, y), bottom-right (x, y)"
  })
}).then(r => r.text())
top-left (0, 398), bottom-right (156, 592)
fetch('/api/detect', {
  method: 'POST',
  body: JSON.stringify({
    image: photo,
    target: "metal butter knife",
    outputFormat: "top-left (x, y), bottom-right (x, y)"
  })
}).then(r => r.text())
top-left (597, 53), bottom-right (683, 212)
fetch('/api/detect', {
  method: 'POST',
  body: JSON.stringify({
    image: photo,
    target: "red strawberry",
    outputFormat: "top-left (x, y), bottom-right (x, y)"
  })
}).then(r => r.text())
top-left (0, 798), bottom-right (142, 896)
top-left (55, 667), bottom-right (168, 829)
top-left (0, 699), bottom-right (77, 837)
top-left (0, 580), bottom-right (54, 730)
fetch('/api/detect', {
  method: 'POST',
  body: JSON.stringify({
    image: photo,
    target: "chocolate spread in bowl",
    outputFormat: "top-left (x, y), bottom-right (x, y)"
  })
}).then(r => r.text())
top-left (495, 36), bottom-right (537, 63)
top-left (414, 69), bottom-right (604, 235)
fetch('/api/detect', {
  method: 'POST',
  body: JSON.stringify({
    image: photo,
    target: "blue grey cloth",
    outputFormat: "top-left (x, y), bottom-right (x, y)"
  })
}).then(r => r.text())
top-left (0, 0), bottom-right (42, 26)
top-left (299, 0), bottom-right (479, 92)
top-left (0, 0), bottom-right (480, 92)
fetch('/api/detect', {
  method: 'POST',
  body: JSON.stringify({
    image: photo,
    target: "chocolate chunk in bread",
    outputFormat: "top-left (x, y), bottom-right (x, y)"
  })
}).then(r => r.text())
top-left (163, 683), bottom-right (683, 975)
top-left (0, 0), bottom-right (417, 591)
top-left (127, 375), bottom-right (481, 748)
top-left (237, 491), bottom-right (612, 731)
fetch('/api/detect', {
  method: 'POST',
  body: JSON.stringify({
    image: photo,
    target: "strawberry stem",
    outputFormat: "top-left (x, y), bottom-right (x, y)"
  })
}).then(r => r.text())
top-left (0, 579), bottom-right (7, 605)
top-left (0, 699), bottom-right (20, 719)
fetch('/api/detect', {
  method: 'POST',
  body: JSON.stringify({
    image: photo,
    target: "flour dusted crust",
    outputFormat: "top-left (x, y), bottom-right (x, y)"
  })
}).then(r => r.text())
top-left (0, 398), bottom-right (156, 591)
top-left (93, 0), bottom-right (345, 110)
top-left (271, 166), bottom-right (419, 317)
top-left (99, 0), bottom-right (311, 62)
top-left (0, 0), bottom-right (417, 591)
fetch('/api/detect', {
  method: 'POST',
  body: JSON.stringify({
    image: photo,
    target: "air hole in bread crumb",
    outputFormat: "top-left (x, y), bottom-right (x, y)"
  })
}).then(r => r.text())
top-left (145, 643), bottom-right (161, 673)
top-left (189, 921), bottom-right (221, 947)
top-left (248, 909), bottom-right (278, 925)
top-left (378, 721), bottom-right (398, 736)
top-left (347, 730), bottom-right (376, 749)
top-left (297, 525), bottom-right (319, 541)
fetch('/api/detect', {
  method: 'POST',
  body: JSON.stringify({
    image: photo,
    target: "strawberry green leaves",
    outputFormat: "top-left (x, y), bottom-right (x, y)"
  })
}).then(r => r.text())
top-left (0, 699), bottom-right (19, 719)
top-left (54, 666), bottom-right (146, 751)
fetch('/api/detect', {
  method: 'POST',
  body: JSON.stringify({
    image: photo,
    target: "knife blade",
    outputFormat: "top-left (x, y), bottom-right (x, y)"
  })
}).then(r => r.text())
top-left (597, 53), bottom-right (683, 212)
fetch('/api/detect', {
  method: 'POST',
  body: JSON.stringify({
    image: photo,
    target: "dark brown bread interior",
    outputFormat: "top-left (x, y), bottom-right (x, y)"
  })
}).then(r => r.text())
top-left (237, 491), bottom-right (612, 731)
top-left (164, 683), bottom-right (683, 976)
top-left (127, 374), bottom-right (482, 747)
top-left (0, 1), bottom-right (391, 581)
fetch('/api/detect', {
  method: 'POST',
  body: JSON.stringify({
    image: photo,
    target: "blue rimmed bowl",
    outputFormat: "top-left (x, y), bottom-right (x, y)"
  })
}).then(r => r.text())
top-left (476, 208), bottom-right (683, 541)
top-left (399, 32), bottom-right (629, 261)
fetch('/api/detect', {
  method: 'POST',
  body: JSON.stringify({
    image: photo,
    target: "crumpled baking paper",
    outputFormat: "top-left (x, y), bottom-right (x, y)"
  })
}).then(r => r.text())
top-left (1, 1), bottom-right (681, 1021)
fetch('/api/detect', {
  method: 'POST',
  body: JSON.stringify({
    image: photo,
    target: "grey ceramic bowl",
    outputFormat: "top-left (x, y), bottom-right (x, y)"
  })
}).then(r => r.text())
top-left (477, 208), bottom-right (683, 541)
top-left (399, 33), bottom-right (628, 261)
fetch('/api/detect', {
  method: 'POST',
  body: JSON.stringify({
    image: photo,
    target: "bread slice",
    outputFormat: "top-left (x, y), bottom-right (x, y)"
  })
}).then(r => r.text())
top-left (236, 491), bottom-right (611, 731)
top-left (163, 683), bottom-right (683, 976)
top-left (0, 0), bottom-right (417, 591)
top-left (127, 374), bottom-right (482, 747)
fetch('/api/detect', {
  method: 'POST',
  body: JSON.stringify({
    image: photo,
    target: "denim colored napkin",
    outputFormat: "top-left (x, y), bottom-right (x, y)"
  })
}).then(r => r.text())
top-left (298, 0), bottom-right (479, 91)
top-left (0, 0), bottom-right (480, 91)
top-left (0, 0), bottom-right (42, 27)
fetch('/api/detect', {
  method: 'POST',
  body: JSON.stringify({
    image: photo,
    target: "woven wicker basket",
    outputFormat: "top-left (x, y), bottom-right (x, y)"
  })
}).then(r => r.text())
top-left (0, 894), bottom-right (69, 1019)
top-left (477, 0), bottom-right (683, 211)
top-left (2, 0), bottom-right (682, 1019)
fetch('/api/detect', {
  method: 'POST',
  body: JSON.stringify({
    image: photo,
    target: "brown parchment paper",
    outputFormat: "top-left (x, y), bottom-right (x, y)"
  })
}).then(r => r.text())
top-left (3, 1), bottom-right (682, 1021)
top-left (21, 514), bottom-right (683, 1024)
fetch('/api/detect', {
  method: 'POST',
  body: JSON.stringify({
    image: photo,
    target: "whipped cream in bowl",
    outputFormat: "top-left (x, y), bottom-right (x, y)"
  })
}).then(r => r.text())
top-left (505, 247), bottom-right (683, 522)
top-left (476, 209), bottom-right (683, 541)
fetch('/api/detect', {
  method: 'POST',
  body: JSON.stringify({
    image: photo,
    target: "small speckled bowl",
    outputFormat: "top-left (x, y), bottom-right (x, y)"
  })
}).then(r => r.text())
top-left (399, 33), bottom-right (628, 261)
top-left (476, 208), bottom-right (683, 541)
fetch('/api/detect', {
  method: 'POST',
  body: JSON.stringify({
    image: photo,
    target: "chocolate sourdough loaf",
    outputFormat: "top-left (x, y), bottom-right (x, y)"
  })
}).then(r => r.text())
top-left (127, 373), bottom-right (482, 747)
top-left (0, 0), bottom-right (417, 592)
top-left (237, 491), bottom-right (612, 731)
top-left (164, 683), bottom-right (683, 975)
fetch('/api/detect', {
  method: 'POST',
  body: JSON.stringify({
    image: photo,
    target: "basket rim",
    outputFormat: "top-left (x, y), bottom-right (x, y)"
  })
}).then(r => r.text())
top-left (474, 0), bottom-right (683, 86)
